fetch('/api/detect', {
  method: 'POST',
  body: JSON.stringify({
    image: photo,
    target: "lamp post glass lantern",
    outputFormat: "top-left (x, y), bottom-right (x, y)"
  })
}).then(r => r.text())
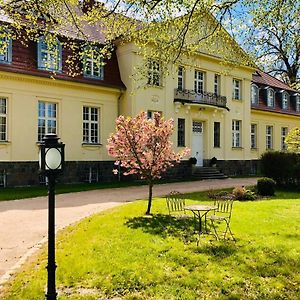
top-left (39, 133), bottom-right (65, 300)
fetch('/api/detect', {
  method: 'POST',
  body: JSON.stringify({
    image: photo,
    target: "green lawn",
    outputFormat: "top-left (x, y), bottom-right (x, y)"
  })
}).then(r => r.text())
top-left (2, 190), bottom-right (300, 300)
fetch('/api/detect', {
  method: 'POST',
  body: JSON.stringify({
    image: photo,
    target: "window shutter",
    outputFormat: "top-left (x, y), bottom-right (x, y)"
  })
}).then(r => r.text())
top-left (37, 37), bottom-right (42, 69)
top-left (7, 38), bottom-right (12, 63)
top-left (58, 40), bottom-right (62, 71)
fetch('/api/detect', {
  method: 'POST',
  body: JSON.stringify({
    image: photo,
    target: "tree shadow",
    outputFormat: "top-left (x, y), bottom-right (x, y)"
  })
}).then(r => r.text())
top-left (125, 214), bottom-right (195, 242)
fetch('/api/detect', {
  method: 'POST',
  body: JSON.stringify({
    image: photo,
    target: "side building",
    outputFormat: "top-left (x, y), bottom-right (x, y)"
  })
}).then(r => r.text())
top-left (0, 33), bottom-right (125, 187)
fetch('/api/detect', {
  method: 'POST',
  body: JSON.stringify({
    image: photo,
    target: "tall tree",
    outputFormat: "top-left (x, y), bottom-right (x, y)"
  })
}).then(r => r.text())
top-left (107, 111), bottom-right (190, 215)
top-left (232, 0), bottom-right (300, 89)
top-left (285, 127), bottom-right (300, 153)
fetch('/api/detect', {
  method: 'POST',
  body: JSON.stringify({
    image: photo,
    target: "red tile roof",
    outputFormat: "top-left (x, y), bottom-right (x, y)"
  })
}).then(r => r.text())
top-left (252, 70), bottom-right (297, 92)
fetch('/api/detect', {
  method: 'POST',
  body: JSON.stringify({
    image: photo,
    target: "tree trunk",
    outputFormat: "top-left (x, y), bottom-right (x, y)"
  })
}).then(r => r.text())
top-left (146, 181), bottom-right (153, 215)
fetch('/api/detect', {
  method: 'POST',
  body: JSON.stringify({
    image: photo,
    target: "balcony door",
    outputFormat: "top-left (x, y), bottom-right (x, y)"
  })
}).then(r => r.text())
top-left (192, 121), bottom-right (203, 167)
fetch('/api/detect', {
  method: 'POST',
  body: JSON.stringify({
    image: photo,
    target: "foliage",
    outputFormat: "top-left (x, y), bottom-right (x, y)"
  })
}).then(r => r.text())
top-left (2, 193), bottom-right (300, 300)
top-left (234, 0), bottom-right (300, 88)
top-left (107, 111), bottom-right (190, 214)
top-left (207, 189), bottom-right (232, 200)
top-left (257, 177), bottom-right (276, 196)
top-left (232, 186), bottom-right (257, 201)
top-left (188, 157), bottom-right (197, 165)
top-left (285, 127), bottom-right (300, 153)
top-left (260, 151), bottom-right (300, 186)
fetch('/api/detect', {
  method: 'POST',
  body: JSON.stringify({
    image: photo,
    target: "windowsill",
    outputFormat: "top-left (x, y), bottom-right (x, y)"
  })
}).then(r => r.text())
top-left (0, 140), bottom-right (10, 144)
top-left (177, 145), bottom-right (186, 148)
top-left (232, 98), bottom-right (242, 101)
top-left (213, 146), bottom-right (221, 149)
top-left (37, 67), bottom-right (62, 73)
top-left (251, 147), bottom-right (258, 151)
top-left (232, 147), bottom-right (243, 150)
top-left (146, 84), bottom-right (163, 89)
top-left (83, 74), bottom-right (104, 80)
top-left (82, 143), bottom-right (102, 147)
top-left (0, 60), bottom-right (12, 65)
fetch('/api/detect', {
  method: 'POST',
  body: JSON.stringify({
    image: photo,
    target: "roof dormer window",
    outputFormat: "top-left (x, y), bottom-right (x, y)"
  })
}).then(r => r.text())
top-left (0, 37), bottom-right (12, 64)
top-left (267, 88), bottom-right (275, 107)
top-left (251, 84), bottom-right (259, 105)
top-left (37, 36), bottom-right (62, 72)
top-left (83, 46), bottom-right (104, 80)
top-left (282, 92), bottom-right (289, 110)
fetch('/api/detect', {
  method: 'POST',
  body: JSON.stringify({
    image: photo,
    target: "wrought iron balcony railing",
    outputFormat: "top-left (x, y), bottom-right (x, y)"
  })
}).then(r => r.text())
top-left (174, 89), bottom-right (228, 109)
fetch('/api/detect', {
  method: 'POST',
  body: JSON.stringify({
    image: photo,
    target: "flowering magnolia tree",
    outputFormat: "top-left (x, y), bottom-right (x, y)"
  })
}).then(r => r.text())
top-left (107, 111), bottom-right (190, 215)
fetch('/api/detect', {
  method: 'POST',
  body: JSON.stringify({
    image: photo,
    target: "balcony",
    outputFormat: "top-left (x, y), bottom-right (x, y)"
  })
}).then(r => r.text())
top-left (174, 89), bottom-right (228, 110)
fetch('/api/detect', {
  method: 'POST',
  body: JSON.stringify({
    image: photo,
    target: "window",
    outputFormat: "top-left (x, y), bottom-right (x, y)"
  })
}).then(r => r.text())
top-left (83, 47), bottom-right (104, 79)
top-left (251, 124), bottom-right (257, 149)
top-left (147, 61), bottom-right (161, 86)
top-left (0, 97), bottom-right (7, 141)
top-left (251, 84), bottom-right (259, 105)
top-left (296, 96), bottom-right (300, 112)
top-left (38, 101), bottom-right (57, 141)
top-left (267, 88), bottom-right (275, 107)
top-left (232, 79), bottom-right (242, 100)
top-left (37, 37), bottom-right (62, 71)
top-left (214, 74), bottom-right (220, 95)
top-left (281, 127), bottom-right (288, 150)
top-left (147, 110), bottom-right (162, 120)
top-left (83, 106), bottom-right (99, 144)
top-left (177, 66), bottom-right (185, 91)
top-left (214, 122), bottom-right (220, 148)
top-left (0, 37), bottom-right (12, 64)
top-left (282, 92), bottom-right (289, 109)
top-left (266, 125), bottom-right (273, 150)
top-left (232, 120), bottom-right (241, 147)
top-left (0, 170), bottom-right (6, 187)
top-left (177, 118), bottom-right (185, 147)
top-left (194, 70), bottom-right (205, 94)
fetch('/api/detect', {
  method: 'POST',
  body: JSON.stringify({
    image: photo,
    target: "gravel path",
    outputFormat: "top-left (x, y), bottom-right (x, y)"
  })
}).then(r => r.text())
top-left (0, 177), bottom-right (258, 288)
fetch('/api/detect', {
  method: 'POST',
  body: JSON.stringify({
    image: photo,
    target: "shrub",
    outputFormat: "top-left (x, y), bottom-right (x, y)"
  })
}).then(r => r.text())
top-left (260, 151), bottom-right (300, 186)
top-left (232, 186), bottom-right (257, 201)
top-left (257, 177), bottom-right (276, 196)
top-left (207, 189), bottom-right (231, 199)
top-left (189, 157), bottom-right (197, 165)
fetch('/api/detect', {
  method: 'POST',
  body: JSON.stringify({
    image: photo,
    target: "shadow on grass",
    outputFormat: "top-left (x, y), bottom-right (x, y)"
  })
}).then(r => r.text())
top-left (125, 214), bottom-right (195, 240)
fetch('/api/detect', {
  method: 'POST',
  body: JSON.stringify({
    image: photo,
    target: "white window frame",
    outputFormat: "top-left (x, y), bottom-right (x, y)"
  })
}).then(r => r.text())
top-left (83, 47), bottom-right (104, 79)
top-left (37, 37), bottom-right (62, 71)
top-left (83, 106), bottom-right (100, 144)
top-left (0, 37), bottom-right (12, 64)
top-left (251, 123), bottom-right (257, 149)
top-left (266, 125), bottom-right (273, 150)
top-left (232, 79), bottom-right (242, 100)
top-left (38, 101), bottom-right (57, 142)
top-left (281, 127), bottom-right (288, 150)
top-left (232, 120), bottom-right (241, 147)
top-left (0, 97), bottom-right (7, 141)
top-left (214, 74), bottom-right (220, 95)
top-left (147, 61), bottom-right (161, 86)
top-left (296, 95), bottom-right (300, 112)
top-left (177, 66), bottom-right (185, 91)
top-left (194, 70), bottom-right (205, 94)
top-left (251, 84), bottom-right (259, 105)
top-left (282, 92), bottom-right (289, 110)
top-left (267, 88), bottom-right (275, 107)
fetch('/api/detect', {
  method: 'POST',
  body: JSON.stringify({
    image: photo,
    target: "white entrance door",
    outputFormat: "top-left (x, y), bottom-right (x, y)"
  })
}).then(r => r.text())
top-left (192, 121), bottom-right (203, 167)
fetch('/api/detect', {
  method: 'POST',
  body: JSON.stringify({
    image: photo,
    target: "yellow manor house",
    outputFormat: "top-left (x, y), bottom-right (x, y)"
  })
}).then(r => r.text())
top-left (0, 9), bottom-right (299, 187)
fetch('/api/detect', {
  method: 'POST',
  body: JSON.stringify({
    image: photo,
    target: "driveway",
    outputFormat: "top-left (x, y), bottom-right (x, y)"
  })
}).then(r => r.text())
top-left (0, 177), bottom-right (258, 287)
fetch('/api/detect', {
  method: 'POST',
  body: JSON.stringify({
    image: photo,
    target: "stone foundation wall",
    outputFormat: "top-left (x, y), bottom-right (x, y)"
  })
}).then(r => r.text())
top-left (215, 160), bottom-right (261, 176)
top-left (0, 159), bottom-right (260, 187)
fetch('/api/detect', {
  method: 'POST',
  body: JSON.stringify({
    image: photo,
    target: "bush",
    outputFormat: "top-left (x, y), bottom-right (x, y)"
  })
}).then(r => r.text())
top-left (260, 151), bottom-right (300, 186)
top-left (207, 189), bottom-right (231, 200)
top-left (189, 157), bottom-right (197, 165)
top-left (232, 186), bottom-right (257, 201)
top-left (257, 177), bottom-right (276, 196)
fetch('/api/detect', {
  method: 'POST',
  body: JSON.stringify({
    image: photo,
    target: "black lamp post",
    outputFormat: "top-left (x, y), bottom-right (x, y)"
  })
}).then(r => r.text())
top-left (39, 133), bottom-right (65, 300)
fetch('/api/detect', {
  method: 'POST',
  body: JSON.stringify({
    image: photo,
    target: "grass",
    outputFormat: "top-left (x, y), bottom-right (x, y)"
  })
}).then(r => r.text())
top-left (1, 190), bottom-right (300, 299)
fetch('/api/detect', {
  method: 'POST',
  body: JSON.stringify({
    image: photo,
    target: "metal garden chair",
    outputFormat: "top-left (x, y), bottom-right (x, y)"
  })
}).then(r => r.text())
top-left (208, 198), bottom-right (235, 241)
top-left (165, 191), bottom-right (189, 219)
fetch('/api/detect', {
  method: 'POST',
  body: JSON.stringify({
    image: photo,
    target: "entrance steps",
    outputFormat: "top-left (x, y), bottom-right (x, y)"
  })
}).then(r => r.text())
top-left (192, 166), bottom-right (228, 180)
